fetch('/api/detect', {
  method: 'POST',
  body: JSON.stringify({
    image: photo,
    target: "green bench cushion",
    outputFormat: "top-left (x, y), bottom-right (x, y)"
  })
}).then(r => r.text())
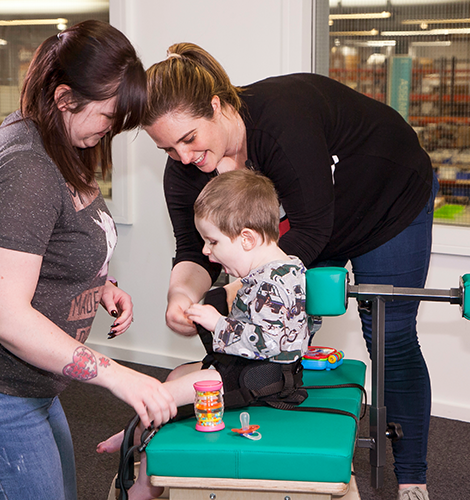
top-left (146, 359), bottom-right (366, 484)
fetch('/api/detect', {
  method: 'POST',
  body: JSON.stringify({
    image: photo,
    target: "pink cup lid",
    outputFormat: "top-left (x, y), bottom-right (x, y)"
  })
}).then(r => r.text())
top-left (193, 380), bottom-right (223, 392)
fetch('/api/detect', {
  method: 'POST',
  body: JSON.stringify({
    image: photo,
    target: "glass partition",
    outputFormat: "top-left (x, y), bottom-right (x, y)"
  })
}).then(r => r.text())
top-left (0, 2), bottom-right (110, 195)
top-left (329, 0), bottom-right (470, 227)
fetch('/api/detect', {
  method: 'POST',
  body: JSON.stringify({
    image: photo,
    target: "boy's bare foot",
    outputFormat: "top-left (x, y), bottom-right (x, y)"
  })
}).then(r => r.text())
top-left (96, 429), bottom-right (124, 454)
top-left (128, 480), bottom-right (164, 500)
top-left (128, 455), bottom-right (164, 500)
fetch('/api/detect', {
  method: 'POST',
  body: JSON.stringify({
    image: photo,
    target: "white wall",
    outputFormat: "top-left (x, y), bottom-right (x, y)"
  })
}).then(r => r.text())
top-left (88, 0), bottom-right (313, 364)
top-left (87, 0), bottom-right (470, 423)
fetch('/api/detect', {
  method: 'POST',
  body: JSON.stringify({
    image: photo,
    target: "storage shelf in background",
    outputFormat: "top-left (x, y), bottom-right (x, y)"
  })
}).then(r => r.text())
top-left (410, 116), bottom-right (470, 125)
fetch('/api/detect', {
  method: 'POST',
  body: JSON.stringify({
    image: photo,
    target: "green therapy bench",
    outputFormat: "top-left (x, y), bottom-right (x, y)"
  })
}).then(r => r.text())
top-left (145, 359), bottom-right (366, 499)
top-left (141, 267), bottom-right (470, 499)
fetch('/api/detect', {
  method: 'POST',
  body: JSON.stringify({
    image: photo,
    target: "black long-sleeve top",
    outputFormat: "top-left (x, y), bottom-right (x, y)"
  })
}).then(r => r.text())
top-left (164, 73), bottom-right (433, 282)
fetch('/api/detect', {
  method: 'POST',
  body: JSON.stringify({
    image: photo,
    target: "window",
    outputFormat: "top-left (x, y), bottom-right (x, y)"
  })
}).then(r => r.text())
top-left (329, 0), bottom-right (470, 227)
top-left (0, 1), bottom-right (111, 196)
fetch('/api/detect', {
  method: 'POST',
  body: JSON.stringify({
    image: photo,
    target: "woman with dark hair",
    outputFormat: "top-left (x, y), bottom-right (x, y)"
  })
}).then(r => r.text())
top-left (142, 43), bottom-right (439, 500)
top-left (0, 21), bottom-right (176, 500)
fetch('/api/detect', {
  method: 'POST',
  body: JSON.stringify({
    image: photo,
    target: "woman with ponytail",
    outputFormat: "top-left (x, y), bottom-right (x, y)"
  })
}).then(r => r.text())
top-left (143, 42), bottom-right (438, 500)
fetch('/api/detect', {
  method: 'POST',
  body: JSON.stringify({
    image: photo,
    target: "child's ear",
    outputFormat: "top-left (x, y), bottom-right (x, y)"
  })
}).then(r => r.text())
top-left (240, 228), bottom-right (258, 251)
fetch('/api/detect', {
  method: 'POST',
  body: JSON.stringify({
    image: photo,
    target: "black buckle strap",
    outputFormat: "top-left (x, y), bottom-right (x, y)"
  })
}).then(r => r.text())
top-left (115, 416), bottom-right (157, 500)
top-left (264, 382), bottom-right (366, 430)
top-left (115, 414), bottom-right (139, 500)
top-left (270, 402), bottom-right (360, 427)
top-left (302, 383), bottom-right (367, 420)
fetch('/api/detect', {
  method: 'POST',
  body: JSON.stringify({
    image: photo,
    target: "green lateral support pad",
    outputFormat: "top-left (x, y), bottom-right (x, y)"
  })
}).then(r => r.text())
top-left (146, 359), bottom-right (366, 485)
top-left (305, 267), bottom-right (349, 317)
top-left (461, 274), bottom-right (470, 320)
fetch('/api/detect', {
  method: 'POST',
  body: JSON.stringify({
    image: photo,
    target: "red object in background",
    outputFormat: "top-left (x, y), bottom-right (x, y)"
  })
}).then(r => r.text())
top-left (279, 217), bottom-right (290, 237)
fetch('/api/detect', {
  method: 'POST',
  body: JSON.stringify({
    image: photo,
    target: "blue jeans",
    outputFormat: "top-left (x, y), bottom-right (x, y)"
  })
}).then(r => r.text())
top-left (0, 393), bottom-right (77, 500)
top-left (317, 174), bottom-right (439, 484)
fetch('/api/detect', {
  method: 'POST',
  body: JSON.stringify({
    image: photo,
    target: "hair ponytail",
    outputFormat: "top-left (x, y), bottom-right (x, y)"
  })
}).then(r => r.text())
top-left (144, 42), bottom-right (242, 126)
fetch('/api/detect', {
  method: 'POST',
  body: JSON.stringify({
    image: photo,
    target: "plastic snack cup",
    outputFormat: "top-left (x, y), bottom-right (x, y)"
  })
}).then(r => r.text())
top-left (193, 380), bottom-right (225, 432)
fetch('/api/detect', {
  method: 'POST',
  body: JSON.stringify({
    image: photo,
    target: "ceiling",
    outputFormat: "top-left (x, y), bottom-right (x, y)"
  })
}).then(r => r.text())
top-left (0, 0), bottom-right (108, 16)
top-left (330, 0), bottom-right (468, 5)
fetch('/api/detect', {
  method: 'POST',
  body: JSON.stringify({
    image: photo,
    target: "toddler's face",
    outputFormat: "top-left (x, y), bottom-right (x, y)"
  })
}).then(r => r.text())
top-left (195, 217), bottom-right (251, 278)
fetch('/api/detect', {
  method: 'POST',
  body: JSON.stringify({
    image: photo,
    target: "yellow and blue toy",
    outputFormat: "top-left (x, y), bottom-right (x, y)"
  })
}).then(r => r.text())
top-left (302, 346), bottom-right (344, 370)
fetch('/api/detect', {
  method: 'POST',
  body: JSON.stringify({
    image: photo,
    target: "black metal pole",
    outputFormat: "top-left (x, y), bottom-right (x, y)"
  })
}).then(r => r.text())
top-left (369, 296), bottom-right (387, 488)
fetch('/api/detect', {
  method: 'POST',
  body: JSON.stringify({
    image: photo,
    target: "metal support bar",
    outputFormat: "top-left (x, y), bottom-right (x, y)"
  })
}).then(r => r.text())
top-left (349, 284), bottom-right (461, 304)
top-left (357, 437), bottom-right (374, 449)
top-left (347, 281), bottom-right (463, 488)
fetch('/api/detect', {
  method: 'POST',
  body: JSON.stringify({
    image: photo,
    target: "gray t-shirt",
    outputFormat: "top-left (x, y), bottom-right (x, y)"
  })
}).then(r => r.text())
top-left (0, 111), bottom-right (117, 397)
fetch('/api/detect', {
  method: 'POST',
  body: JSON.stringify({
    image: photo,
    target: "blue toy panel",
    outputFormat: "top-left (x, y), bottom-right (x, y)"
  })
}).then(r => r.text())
top-left (302, 346), bottom-right (344, 370)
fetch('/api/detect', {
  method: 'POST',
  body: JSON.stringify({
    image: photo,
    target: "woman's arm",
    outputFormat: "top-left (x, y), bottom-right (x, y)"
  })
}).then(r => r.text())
top-left (0, 247), bottom-right (176, 428)
top-left (166, 261), bottom-right (212, 336)
top-left (164, 159), bottom-right (222, 280)
top-left (242, 76), bottom-right (338, 265)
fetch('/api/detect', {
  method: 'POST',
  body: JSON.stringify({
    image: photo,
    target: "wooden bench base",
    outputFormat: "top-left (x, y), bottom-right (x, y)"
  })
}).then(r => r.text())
top-left (108, 467), bottom-right (361, 500)
top-left (149, 474), bottom-right (361, 499)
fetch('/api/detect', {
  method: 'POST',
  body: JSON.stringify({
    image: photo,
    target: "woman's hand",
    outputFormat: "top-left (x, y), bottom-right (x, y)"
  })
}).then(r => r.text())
top-left (100, 280), bottom-right (133, 337)
top-left (185, 303), bottom-right (222, 332)
top-left (104, 362), bottom-right (178, 429)
top-left (166, 292), bottom-right (198, 336)
top-left (166, 261), bottom-right (212, 336)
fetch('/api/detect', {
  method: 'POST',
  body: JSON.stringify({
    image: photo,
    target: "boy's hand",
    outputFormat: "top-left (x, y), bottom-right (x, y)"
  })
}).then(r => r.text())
top-left (185, 303), bottom-right (222, 332)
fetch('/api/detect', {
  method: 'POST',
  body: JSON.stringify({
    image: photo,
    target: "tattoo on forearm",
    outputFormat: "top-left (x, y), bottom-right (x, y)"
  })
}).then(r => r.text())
top-left (63, 346), bottom-right (99, 381)
top-left (99, 356), bottom-right (110, 368)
